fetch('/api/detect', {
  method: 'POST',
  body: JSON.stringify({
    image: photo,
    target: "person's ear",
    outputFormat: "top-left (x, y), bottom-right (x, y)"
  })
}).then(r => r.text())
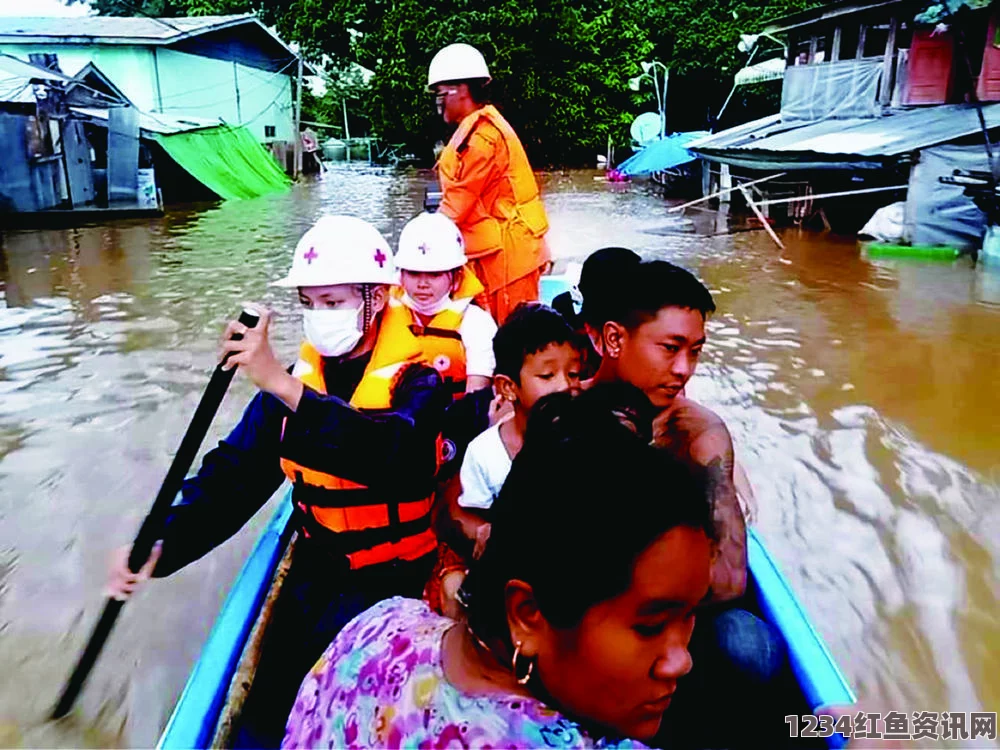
top-left (369, 285), bottom-right (389, 314)
top-left (494, 373), bottom-right (519, 404)
top-left (603, 321), bottom-right (627, 359)
top-left (504, 579), bottom-right (546, 661)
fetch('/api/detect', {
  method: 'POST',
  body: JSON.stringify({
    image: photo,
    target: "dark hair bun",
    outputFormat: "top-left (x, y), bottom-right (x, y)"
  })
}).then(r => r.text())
top-left (464, 382), bottom-right (711, 641)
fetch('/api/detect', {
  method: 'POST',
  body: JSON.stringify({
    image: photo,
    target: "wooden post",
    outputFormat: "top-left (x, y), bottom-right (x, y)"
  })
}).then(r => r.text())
top-left (739, 185), bottom-right (785, 249)
top-left (880, 17), bottom-right (899, 106)
top-left (857, 24), bottom-right (867, 58)
top-left (832, 26), bottom-right (842, 62)
top-left (293, 54), bottom-right (303, 178)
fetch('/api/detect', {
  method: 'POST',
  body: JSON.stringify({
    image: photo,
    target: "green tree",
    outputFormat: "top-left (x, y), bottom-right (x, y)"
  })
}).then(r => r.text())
top-left (70, 0), bottom-right (820, 164)
top-left (301, 64), bottom-right (372, 138)
top-left (354, 0), bottom-right (656, 165)
top-left (646, 0), bottom-right (821, 131)
top-left (68, 0), bottom-right (188, 14)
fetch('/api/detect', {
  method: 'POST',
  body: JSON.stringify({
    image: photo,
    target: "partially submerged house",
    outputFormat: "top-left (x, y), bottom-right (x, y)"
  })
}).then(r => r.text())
top-left (0, 14), bottom-right (309, 173)
top-left (688, 0), bottom-right (1000, 248)
top-left (0, 52), bottom-right (157, 221)
top-left (0, 50), bottom-right (291, 227)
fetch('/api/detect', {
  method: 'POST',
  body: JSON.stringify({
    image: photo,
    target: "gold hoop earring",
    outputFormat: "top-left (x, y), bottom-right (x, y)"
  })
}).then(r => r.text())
top-left (512, 641), bottom-right (534, 685)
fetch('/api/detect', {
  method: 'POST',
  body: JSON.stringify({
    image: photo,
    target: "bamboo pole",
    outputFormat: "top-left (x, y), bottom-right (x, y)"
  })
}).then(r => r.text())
top-left (669, 172), bottom-right (787, 212)
top-left (759, 184), bottom-right (907, 207)
top-left (739, 185), bottom-right (785, 249)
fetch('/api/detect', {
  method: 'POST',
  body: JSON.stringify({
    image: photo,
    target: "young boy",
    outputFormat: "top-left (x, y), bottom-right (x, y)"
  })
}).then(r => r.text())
top-left (394, 211), bottom-right (497, 395)
top-left (426, 303), bottom-right (582, 615)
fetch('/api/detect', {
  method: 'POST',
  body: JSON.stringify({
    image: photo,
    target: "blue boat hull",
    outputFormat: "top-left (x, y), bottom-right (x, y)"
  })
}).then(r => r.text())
top-left (159, 275), bottom-right (855, 749)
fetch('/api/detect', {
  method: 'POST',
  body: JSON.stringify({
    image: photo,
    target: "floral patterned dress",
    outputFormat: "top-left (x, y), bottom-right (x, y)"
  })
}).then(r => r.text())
top-left (282, 597), bottom-right (647, 749)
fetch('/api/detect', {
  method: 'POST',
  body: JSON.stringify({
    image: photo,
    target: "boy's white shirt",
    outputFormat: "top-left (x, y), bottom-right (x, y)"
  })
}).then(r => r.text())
top-left (457, 418), bottom-right (513, 510)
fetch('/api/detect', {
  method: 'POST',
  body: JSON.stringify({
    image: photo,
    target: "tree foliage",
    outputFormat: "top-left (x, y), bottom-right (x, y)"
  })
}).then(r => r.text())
top-left (72, 0), bottom-right (820, 165)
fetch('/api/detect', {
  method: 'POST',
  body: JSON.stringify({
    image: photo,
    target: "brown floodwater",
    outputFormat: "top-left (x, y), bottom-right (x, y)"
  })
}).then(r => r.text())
top-left (1, 169), bottom-right (998, 747)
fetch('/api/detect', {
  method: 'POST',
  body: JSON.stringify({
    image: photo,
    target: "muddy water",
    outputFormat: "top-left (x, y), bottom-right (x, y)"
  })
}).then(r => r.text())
top-left (1, 169), bottom-right (998, 747)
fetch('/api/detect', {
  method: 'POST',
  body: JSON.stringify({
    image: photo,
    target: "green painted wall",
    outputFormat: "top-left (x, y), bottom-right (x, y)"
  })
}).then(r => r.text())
top-left (0, 43), bottom-right (293, 143)
top-left (156, 49), bottom-right (292, 143)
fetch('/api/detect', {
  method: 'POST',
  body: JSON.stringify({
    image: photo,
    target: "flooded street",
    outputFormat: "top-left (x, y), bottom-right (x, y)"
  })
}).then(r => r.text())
top-left (1, 168), bottom-right (998, 747)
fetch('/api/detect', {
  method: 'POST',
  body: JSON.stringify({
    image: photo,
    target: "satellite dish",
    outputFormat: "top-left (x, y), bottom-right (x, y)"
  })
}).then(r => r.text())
top-left (630, 112), bottom-right (662, 146)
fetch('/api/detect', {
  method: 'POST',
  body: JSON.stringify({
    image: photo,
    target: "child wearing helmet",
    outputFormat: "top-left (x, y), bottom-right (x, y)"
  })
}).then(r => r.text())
top-left (394, 212), bottom-right (498, 396)
top-left (105, 216), bottom-right (450, 748)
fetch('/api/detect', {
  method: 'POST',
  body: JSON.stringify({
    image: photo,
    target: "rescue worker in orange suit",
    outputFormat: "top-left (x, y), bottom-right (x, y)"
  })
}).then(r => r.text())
top-left (105, 216), bottom-right (449, 748)
top-left (429, 43), bottom-right (551, 325)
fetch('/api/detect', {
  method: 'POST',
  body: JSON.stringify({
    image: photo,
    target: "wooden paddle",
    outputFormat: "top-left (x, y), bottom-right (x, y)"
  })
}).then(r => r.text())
top-left (51, 308), bottom-right (260, 720)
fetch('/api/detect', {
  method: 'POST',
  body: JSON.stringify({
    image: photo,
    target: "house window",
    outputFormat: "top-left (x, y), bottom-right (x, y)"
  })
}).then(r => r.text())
top-left (264, 125), bottom-right (276, 138)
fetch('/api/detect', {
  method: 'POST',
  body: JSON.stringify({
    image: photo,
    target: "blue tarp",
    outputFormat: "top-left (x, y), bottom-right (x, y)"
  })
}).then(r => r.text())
top-left (617, 131), bottom-right (709, 177)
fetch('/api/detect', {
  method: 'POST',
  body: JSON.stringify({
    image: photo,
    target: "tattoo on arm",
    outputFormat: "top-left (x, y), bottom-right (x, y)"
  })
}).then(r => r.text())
top-left (703, 450), bottom-right (748, 601)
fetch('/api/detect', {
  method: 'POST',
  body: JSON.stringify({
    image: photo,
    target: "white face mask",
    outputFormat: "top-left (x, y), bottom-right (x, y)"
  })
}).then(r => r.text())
top-left (303, 306), bottom-right (364, 357)
top-left (400, 291), bottom-right (451, 317)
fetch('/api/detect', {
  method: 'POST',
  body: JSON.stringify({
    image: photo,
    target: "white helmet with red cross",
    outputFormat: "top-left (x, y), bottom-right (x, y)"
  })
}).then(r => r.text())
top-left (272, 215), bottom-right (398, 287)
top-left (395, 212), bottom-right (467, 272)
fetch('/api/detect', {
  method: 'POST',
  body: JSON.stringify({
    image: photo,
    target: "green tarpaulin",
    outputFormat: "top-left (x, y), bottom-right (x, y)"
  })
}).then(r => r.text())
top-left (155, 125), bottom-right (291, 201)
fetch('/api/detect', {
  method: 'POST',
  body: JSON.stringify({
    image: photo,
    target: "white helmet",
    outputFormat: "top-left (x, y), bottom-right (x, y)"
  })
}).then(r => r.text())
top-left (427, 43), bottom-right (491, 91)
top-left (395, 213), bottom-right (467, 272)
top-left (272, 215), bottom-right (398, 288)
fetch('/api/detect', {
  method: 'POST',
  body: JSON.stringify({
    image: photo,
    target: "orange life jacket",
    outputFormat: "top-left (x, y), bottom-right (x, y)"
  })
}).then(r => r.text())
top-left (437, 105), bottom-right (550, 296)
top-left (279, 305), bottom-right (438, 570)
top-left (392, 265), bottom-right (485, 398)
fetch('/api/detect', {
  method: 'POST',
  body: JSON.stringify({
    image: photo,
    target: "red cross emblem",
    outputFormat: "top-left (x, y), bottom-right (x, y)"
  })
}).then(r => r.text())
top-left (373, 248), bottom-right (387, 267)
top-left (303, 246), bottom-right (318, 264)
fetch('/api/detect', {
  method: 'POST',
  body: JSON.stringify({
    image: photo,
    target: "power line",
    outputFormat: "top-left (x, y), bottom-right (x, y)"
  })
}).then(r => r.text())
top-left (153, 55), bottom-right (297, 104)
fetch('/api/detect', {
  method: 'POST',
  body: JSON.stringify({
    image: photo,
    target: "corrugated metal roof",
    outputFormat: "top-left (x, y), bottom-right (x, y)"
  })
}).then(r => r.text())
top-left (686, 114), bottom-right (781, 151)
top-left (0, 14), bottom-right (255, 44)
top-left (70, 106), bottom-right (222, 134)
top-left (763, 0), bottom-right (914, 35)
top-left (0, 52), bottom-right (73, 104)
top-left (0, 52), bottom-right (73, 81)
top-left (689, 104), bottom-right (1000, 169)
top-left (0, 15), bottom-right (314, 74)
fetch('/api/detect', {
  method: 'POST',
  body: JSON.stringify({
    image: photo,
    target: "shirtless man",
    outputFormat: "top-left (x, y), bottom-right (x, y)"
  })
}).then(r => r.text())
top-left (583, 256), bottom-right (787, 748)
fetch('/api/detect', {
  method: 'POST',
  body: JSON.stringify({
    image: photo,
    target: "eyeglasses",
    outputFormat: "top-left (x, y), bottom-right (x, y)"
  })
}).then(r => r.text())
top-left (433, 87), bottom-right (459, 101)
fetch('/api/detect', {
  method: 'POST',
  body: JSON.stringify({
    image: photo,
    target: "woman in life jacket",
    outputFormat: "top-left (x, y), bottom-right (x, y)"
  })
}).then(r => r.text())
top-left (283, 383), bottom-right (714, 749)
top-left (394, 211), bottom-right (498, 397)
top-left (106, 215), bottom-right (450, 748)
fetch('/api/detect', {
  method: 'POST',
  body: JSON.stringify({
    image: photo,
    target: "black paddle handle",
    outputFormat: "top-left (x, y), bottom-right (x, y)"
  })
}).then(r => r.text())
top-left (127, 308), bottom-right (260, 571)
top-left (51, 308), bottom-right (260, 720)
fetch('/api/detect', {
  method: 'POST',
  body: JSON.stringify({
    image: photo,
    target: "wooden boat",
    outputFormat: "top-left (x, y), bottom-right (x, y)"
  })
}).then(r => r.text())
top-left (157, 275), bottom-right (856, 749)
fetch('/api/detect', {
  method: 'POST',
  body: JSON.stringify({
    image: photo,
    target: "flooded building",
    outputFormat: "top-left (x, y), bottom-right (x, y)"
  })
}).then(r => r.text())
top-left (0, 14), bottom-right (307, 173)
top-left (688, 0), bottom-right (1000, 249)
top-left (0, 52), bottom-right (166, 224)
top-left (0, 15), bottom-right (303, 225)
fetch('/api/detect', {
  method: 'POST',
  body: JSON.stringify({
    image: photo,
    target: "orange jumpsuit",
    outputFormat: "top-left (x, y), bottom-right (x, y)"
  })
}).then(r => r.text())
top-left (437, 105), bottom-right (550, 324)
